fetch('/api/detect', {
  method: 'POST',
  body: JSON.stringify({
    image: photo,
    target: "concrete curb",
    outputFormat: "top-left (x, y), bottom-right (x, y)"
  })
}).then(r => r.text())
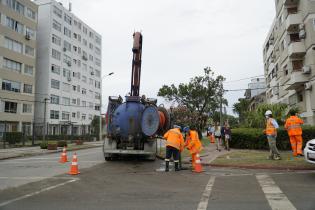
top-left (0, 145), bottom-right (102, 161)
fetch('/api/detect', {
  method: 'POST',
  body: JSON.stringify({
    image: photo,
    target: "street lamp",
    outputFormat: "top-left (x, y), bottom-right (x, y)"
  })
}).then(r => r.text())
top-left (99, 72), bottom-right (114, 141)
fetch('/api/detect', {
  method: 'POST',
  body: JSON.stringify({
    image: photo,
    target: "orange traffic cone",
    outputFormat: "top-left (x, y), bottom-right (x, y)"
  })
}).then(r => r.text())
top-left (193, 153), bottom-right (203, 173)
top-left (59, 146), bottom-right (68, 163)
top-left (211, 134), bottom-right (215, 144)
top-left (68, 153), bottom-right (80, 175)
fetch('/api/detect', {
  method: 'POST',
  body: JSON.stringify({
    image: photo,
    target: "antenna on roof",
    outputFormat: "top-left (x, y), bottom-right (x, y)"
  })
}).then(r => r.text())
top-left (69, 2), bottom-right (72, 11)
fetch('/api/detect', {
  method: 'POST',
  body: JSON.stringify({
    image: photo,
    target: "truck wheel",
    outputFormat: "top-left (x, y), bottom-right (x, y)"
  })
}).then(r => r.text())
top-left (105, 156), bottom-right (112, 161)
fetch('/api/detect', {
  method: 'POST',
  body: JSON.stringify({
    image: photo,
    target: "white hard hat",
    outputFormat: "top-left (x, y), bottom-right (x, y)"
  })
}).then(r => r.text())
top-left (265, 110), bottom-right (272, 116)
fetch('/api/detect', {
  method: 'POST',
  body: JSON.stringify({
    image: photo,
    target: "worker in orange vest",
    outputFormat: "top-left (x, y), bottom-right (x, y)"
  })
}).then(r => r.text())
top-left (263, 110), bottom-right (281, 160)
top-left (285, 110), bottom-right (304, 157)
top-left (163, 125), bottom-right (185, 172)
top-left (185, 126), bottom-right (203, 169)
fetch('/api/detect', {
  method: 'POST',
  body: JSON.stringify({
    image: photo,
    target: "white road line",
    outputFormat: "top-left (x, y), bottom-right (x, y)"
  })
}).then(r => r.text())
top-left (197, 176), bottom-right (216, 210)
top-left (256, 174), bottom-right (296, 210)
top-left (0, 179), bottom-right (77, 207)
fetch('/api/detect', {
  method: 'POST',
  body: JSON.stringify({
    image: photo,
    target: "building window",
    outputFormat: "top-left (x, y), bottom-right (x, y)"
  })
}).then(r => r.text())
top-left (95, 105), bottom-right (100, 111)
top-left (25, 27), bottom-right (35, 39)
top-left (63, 40), bottom-right (71, 52)
top-left (62, 83), bottom-right (71, 92)
top-left (83, 39), bottom-right (87, 46)
top-left (297, 92), bottom-right (303, 102)
top-left (82, 88), bottom-right (87, 94)
top-left (89, 54), bottom-right (93, 61)
top-left (3, 58), bottom-right (22, 73)
top-left (82, 114), bottom-right (86, 120)
top-left (51, 79), bottom-right (60, 89)
top-left (27, 8), bottom-right (36, 20)
top-left (53, 6), bottom-right (62, 18)
top-left (95, 81), bottom-right (101, 89)
top-left (25, 45), bottom-right (35, 56)
top-left (89, 102), bottom-right (93, 109)
top-left (50, 110), bottom-right (59, 119)
top-left (62, 112), bottom-right (70, 120)
top-left (63, 68), bottom-right (71, 78)
top-left (22, 104), bottom-right (32, 113)
top-left (95, 36), bottom-right (101, 45)
top-left (64, 14), bottom-right (72, 25)
top-left (72, 85), bottom-right (76, 91)
top-left (62, 97), bottom-right (70, 105)
top-left (23, 84), bottom-right (32, 93)
top-left (24, 65), bottom-right (34, 76)
top-left (95, 58), bottom-right (101, 67)
top-left (89, 31), bottom-right (94, 38)
top-left (82, 76), bottom-right (87, 83)
top-left (82, 101), bottom-right (86, 107)
top-left (64, 27), bottom-right (71, 38)
top-left (63, 54), bottom-right (71, 66)
top-left (72, 112), bottom-right (76, 118)
top-left (292, 60), bottom-right (303, 71)
top-left (52, 19), bottom-right (61, 32)
top-left (5, 16), bottom-right (23, 34)
top-left (52, 49), bottom-right (61, 60)
top-left (52, 34), bottom-right (61, 45)
top-left (50, 94), bottom-right (60, 104)
top-left (4, 37), bottom-right (22, 53)
top-left (5, 101), bottom-right (17, 113)
top-left (2, 80), bottom-right (21, 92)
top-left (51, 64), bottom-right (60, 75)
top-left (6, 0), bottom-right (24, 15)
top-left (95, 92), bottom-right (100, 99)
top-left (95, 47), bottom-right (101, 55)
top-left (83, 26), bottom-right (87, 34)
top-left (89, 43), bottom-right (93, 50)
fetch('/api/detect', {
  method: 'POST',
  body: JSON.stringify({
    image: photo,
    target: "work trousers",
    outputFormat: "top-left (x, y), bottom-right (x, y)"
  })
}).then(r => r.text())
top-left (289, 135), bottom-right (303, 156)
top-left (267, 136), bottom-right (280, 158)
top-left (165, 146), bottom-right (180, 162)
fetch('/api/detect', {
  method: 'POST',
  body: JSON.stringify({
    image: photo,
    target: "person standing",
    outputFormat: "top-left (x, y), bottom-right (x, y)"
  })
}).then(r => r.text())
top-left (264, 110), bottom-right (281, 160)
top-left (185, 126), bottom-right (203, 169)
top-left (163, 125), bottom-right (185, 172)
top-left (223, 122), bottom-right (231, 151)
top-left (214, 122), bottom-right (222, 152)
top-left (285, 110), bottom-right (304, 157)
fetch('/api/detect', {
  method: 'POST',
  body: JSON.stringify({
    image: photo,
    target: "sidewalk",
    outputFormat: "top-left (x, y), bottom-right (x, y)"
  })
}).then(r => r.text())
top-left (0, 141), bottom-right (103, 160)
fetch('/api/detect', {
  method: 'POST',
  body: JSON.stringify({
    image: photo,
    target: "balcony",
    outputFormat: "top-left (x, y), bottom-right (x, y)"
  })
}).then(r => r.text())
top-left (286, 13), bottom-right (302, 32)
top-left (284, 71), bottom-right (308, 90)
top-left (284, 0), bottom-right (299, 6)
top-left (288, 41), bottom-right (305, 58)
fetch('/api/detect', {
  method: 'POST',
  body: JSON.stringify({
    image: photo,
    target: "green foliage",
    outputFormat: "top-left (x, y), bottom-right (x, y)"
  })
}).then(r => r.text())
top-left (4, 132), bottom-right (23, 145)
top-left (158, 67), bottom-right (226, 131)
top-left (233, 99), bottom-right (250, 124)
top-left (230, 126), bottom-right (315, 150)
top-left (91, 116), bottom-right (100, 135)
top-left (40, 141), bottom-right (48, 149)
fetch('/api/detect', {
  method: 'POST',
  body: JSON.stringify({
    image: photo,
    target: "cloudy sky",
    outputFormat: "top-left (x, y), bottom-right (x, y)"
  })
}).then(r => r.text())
top-left (58, 0), bottom-right (276, 114)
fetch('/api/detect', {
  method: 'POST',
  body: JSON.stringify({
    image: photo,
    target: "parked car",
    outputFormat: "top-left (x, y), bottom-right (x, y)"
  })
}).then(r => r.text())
top-left (304, 139), bottom-right (315, 164)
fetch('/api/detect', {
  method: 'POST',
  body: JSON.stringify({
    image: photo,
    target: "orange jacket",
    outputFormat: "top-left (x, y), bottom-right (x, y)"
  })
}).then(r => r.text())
top-left (285, 116), bottom-right (304, 136)
top-left (186, 130), bottom-right (203, 154)
top-left (265, 118), bottom-right (277, 136)
top-left (163, 128), bottom-right (185, 151)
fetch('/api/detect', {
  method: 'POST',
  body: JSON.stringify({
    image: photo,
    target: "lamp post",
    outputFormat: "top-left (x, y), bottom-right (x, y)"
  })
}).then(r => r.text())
top-left (99, 72), bottom-right (114, 141)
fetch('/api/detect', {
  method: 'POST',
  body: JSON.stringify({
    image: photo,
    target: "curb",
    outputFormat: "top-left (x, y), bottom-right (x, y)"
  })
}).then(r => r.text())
top-left (208, 163), bottom-right (315, 171)
top-left (0, 145), bottom-right (102, 161)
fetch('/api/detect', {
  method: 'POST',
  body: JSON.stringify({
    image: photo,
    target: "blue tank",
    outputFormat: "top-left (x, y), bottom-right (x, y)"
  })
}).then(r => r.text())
top-left (111, 101), bottom-right (145, 138)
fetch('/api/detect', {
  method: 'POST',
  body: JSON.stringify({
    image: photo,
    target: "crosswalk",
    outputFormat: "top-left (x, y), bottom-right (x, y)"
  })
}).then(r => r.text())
top-left (197, 171), bottom-right (315, 210)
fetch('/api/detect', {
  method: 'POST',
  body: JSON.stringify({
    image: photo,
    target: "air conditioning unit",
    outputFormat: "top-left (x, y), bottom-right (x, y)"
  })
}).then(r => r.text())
top-left (90, 71), bottom-right (94, 75)
top-left (63, 47), bottom-right (67, 52)
top-left (25, 33), bottom-right (31, 40)
top-left (299, 30), bottom-right (306, 39)
top-left (67, 61), bottom-right (72, 67)
top-left (82, 55), bottom-right (87, 61)
top-left (67, 77), bottom-right (71, 82)
top-left (299, 23), bottom-right (305, 30)
top-left (305, 82), bottom-right (312, 90)
top-left (302, 66), bottom-right (311, 74)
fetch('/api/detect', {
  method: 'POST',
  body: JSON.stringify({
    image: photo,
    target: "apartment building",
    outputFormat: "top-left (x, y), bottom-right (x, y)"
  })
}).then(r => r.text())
top-left (0, 0), bottom-right (38, 136)
top-left (34, 0), bottom-right (102, 135)
top-left (244, 78), bottom-right (266, 99)
top-left (263, 0), bottom-right (315, 125)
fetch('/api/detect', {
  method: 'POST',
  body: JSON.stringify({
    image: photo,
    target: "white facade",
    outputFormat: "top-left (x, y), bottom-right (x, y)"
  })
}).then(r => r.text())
top-left (34, 0), bottom-right (102, 135)
top-left (248, 78), bottom-right (266, 98)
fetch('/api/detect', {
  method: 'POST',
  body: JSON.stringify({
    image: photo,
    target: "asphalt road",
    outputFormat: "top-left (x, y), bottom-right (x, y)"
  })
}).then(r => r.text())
top-left (0, 148), bottom-right (315, 210)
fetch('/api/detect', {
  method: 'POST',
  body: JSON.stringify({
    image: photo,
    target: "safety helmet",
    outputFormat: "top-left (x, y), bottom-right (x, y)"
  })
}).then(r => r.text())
top-left (173, 125), bottom-right (181, 130)
top-left (265, 110), bottom-right (272, 116)
top-left (183, 126), bottom-right (190, 133)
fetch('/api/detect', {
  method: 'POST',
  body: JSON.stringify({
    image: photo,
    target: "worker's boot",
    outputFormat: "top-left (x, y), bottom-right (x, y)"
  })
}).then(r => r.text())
top-left (165, 161), bottom-right (169, 172)
top-left (175, 162), bottom-right (180, 171)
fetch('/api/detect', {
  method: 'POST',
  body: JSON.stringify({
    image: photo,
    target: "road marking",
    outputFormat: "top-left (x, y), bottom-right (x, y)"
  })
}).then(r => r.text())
top-left (0, 179), bottom-right (77, 207)
top-left (256, 174), bottom-right (296, 210)
top-left (197, 176), bottom-right (215, 210)
top-left (0, 160), bottom-right (103, 164)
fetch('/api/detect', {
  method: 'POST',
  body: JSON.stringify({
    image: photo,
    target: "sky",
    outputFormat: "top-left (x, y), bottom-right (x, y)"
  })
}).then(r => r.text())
top-left (58, 0), bottom-right (276, 114)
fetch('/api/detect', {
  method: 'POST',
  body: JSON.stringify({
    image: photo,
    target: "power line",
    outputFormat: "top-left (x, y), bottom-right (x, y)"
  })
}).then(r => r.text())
top-left (224, 75), bottom-right (265, 84)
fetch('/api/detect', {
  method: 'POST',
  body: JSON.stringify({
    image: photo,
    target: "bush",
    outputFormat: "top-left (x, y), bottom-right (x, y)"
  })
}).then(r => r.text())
top-left (4, 132), bottom-right (23, 145)
top-left (230, 126), bottom-right (315, 150)
top-left (40, 141), bottom-right (48, 149)
top-left (57, 140), bottom-right (67, 147)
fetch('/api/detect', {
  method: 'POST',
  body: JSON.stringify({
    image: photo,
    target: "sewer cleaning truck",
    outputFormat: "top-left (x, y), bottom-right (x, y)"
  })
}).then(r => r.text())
top-left (103, 32), bottom-right (171, 161)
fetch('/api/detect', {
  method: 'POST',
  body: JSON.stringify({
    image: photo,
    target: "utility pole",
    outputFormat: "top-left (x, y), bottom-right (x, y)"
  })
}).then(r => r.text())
top-left (219, 81), bottom-right (224, 127)
top-left (43, 98), bottom-right (48, 142)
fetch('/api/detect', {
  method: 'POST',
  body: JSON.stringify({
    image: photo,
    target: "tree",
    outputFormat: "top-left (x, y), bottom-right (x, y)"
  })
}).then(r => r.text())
top-left (158, 67), bottom-right (226, 132)
top-left (233, 98), bottom-right (250, 124)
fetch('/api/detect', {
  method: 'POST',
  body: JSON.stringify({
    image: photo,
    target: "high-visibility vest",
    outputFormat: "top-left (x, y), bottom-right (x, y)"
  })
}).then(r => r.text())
top-left (163, 128), bottom-right (185, 151)
top-left (187, 130), bottom-right (202, 154)
top-left (285, 116), bottom-right (304, 136)
top-left (266, 118), bottom-right (277, 136)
